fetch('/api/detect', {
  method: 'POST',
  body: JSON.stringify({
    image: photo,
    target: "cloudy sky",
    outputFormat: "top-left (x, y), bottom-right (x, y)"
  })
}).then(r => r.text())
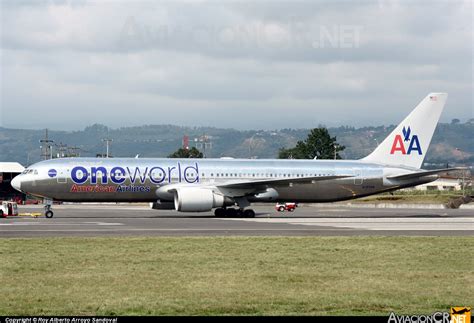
top-left (1, 0), bottom-right (472, 130)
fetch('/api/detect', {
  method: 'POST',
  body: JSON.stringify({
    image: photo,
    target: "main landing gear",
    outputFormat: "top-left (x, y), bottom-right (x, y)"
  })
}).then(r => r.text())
top-left (215, 197), bottom-right (255, 218)
top-left (214, 207), bottom-right (255, 218)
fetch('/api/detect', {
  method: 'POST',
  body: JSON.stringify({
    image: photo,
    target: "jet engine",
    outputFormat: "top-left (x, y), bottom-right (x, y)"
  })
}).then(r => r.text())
top-left (174, 188), bottom-right (227, 212)
top-left (253, 188), bottom-right (279, 201)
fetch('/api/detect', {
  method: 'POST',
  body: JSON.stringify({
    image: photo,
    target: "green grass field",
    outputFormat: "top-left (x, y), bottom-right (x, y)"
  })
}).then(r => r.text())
top-left (1, 237), bottom-right (472, 316)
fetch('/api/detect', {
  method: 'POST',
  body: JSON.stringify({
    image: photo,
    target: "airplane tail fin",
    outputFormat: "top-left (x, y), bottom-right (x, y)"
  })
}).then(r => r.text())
top-left (362, 93), bottom-right (448, 169)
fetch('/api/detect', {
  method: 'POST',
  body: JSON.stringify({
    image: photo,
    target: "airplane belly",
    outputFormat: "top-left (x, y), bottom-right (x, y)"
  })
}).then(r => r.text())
top-left (274, 178), bottom-right (384, 202)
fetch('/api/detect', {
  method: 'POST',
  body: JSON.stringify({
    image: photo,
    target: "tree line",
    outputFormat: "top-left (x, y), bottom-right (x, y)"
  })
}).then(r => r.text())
top-left (168, 127), bottom-right (345, 159)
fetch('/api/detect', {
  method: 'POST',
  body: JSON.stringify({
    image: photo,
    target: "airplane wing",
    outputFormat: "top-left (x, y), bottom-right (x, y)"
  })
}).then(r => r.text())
top-left (156, 174), bottom-right (353, 200)
top-left (217, 174), bottom-right (353, 189)
top-left (387, 167), bottom-right (467, 180)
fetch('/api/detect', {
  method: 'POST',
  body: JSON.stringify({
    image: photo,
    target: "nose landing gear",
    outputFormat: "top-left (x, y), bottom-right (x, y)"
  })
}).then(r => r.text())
top-left (44, 199), bottom-right (54, 218)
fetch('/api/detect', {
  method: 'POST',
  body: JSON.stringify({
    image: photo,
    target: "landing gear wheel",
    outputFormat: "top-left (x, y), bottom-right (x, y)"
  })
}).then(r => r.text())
top-left (225, 208), bottom-right (238, 217)
top-left (214, 208), bottom-right (226, 217)
top-left (243, 209), bottom-right (255, 218)
top-left (45, 210), bottom-right (54, 218)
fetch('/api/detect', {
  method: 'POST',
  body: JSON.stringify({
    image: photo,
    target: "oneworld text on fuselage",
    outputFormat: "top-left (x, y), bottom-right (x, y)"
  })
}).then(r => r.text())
top-left (68, 162), bottom-right (199, 185)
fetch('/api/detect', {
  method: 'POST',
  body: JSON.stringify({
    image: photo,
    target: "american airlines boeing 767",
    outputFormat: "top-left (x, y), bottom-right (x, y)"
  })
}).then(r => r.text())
top-left (11, 93), bottom-right (458, 218)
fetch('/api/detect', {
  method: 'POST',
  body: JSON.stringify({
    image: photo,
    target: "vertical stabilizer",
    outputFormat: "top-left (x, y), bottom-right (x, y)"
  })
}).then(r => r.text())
top-left (362, 93), bottom-right (448, 169)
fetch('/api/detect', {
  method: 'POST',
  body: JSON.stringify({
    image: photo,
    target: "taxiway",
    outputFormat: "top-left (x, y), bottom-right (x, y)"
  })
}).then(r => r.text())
top-left (0, 204), bottom-right (472, 237)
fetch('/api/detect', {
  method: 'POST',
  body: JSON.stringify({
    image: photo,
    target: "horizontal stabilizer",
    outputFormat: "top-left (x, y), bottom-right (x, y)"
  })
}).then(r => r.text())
top-left (387, 167), bottom-right (466, 180)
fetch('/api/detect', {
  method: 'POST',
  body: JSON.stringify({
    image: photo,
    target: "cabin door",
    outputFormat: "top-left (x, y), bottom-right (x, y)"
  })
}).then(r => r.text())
top-left (353, 168), bottom-right (364, 185)
top-left (57, 169), bottom-right (67, 183)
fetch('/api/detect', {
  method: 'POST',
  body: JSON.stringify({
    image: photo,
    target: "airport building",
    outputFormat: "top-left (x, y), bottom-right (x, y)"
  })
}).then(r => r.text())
top-left (408, 176), bottom-right (472, 192)
top-left (0, 162), bottom-right (26, 202)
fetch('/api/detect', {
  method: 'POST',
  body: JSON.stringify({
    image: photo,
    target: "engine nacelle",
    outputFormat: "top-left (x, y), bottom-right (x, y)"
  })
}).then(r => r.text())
top-left (174, 188), bottom-right (225, 212)
top-left (253, 188), bottom-right (279, 201)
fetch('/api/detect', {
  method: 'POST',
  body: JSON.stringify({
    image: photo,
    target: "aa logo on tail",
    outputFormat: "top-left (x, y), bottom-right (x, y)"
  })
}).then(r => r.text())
top-left (390, 126), bottom-right (422, 155)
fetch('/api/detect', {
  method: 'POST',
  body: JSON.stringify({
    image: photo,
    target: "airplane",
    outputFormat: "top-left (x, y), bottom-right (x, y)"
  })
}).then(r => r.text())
top-left (11, 92), bottom-right (461, 218)
top-left (451, 308), bottom-right (470, 315)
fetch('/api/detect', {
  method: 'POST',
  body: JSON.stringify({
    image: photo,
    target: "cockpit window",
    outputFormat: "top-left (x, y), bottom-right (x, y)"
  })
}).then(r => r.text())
top-left (22, 170), bottom-right (28, 174)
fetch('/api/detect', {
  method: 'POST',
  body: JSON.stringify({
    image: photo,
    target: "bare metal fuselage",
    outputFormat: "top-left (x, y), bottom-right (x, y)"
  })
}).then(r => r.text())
top-left (16, 158), bottom-right (434, 203)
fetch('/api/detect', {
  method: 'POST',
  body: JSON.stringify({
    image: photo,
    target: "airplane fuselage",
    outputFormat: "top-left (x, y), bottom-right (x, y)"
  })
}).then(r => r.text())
top-left (14, 157), bottom-right (435, 203)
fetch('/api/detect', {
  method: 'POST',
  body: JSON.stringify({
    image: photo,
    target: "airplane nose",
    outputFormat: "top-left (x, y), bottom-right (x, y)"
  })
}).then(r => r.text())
top-left (11, 175), bottom-right (22, 192)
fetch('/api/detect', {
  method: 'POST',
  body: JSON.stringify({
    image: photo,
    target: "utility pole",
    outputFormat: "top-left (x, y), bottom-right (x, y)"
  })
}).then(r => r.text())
top-left (56, 142), bottom-right (68, 158)
top-left (39, 129), bottom-right (54, 160)
top-left (68, 146), bottom-right (81, 157)
top-left (248, 135), bottom-right (254, 159)
top-left (194, 134), bottom-right (211, 158)
top-left (455, 148), bottom-right (466, 196)
top-left (102, 138), bottom-right (113, 158)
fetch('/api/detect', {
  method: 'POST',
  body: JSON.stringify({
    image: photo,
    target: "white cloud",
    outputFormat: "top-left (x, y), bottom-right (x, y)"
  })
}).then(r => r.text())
top-left (1, 0), bottom-right (472, 130)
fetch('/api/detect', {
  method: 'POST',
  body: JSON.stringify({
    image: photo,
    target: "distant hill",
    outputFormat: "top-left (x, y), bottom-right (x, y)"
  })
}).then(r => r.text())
top-left (0, 121), bottom-right (472, 168)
